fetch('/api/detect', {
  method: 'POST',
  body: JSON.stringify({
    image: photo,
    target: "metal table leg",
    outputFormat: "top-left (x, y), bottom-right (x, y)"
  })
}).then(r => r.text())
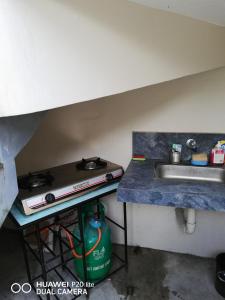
top-left (123, 202), bottom-right (128, 268)
top-left (96, 199), bottom-right (100, 218)
top-left (78, 206), bottom-right (89, 298)
top-left (20, 229), bottom-right (32, 283)
top-left (36, 223), bottom-right (50, 300)
top-left (58, 227), bottom-right (65, 270)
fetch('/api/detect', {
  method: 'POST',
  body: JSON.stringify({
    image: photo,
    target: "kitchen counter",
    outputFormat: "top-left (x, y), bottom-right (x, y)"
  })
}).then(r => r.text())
top-left (117, 159), bottom-right (225, 212)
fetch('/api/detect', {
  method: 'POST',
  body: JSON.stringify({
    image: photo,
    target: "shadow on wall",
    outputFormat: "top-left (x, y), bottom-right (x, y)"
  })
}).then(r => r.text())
top-left (16, 67), bottom-right (225, 174)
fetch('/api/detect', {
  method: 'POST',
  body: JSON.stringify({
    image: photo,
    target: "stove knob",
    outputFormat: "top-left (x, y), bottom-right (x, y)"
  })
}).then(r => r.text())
top-left (45, 193), bottom-right (55, 203)
top-left (106, 173), bottom-right (114, 182)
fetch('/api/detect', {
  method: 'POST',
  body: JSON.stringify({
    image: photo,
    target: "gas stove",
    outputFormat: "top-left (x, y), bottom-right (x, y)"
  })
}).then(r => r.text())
top-left (16, 157), bottom-right (123, 215)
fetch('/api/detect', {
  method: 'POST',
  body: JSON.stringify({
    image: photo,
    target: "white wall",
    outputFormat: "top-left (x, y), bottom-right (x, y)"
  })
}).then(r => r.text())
top-left (1, 0), bottom-right (225, 116)
top-left (16, 67), bottom-right (225, 257)
top-left (130, 0), bottom-right (225, 26)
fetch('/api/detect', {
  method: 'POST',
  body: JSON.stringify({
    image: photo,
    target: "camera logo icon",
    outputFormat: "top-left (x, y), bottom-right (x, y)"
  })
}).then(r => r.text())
top-left (11, 283), bottom-right (31, 294)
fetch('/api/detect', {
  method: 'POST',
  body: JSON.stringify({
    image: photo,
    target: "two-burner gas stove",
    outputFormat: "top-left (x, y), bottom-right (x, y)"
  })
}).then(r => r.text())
top-left (16, 157), bottom-right (123, 215)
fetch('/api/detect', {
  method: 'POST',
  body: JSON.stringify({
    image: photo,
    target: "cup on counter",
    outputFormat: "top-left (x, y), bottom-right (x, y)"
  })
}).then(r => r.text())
top-left (170, 151), bottom-right (181, 164)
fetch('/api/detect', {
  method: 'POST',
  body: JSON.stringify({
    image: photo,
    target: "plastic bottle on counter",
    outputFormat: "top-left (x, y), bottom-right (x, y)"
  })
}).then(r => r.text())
top-left (210, 142), bottom-right (225, 165)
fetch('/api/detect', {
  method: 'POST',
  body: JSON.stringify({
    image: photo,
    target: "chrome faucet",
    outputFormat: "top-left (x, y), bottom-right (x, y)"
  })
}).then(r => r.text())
top-left (186, 139), bottom-right (197, 151)
top-left (186, 139), bottom-right (197, 162)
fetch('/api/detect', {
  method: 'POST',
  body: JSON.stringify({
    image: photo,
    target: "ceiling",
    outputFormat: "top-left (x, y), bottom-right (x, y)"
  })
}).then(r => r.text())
top-left (130, 0), bottom-right (225, 27)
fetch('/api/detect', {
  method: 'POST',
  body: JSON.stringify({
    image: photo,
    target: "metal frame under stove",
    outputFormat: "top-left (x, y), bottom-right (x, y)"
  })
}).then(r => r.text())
top-left (10, 182), bottom-right (128, 300)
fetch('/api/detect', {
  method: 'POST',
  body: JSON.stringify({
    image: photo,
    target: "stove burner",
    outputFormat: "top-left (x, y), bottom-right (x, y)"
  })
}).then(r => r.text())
top-left (76, 158), bottom-right (107, 171)
top-left (18, 172), bottom-right (54, 190)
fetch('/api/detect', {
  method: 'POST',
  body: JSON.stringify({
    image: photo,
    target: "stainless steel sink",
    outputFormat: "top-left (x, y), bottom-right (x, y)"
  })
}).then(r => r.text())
top-left (155, 163), bottom-right (225, 183)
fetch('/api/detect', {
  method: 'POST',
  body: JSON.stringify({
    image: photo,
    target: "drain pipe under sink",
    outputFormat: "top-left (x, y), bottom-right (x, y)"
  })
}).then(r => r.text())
top-left (184, 208), bottom-right (196, 234)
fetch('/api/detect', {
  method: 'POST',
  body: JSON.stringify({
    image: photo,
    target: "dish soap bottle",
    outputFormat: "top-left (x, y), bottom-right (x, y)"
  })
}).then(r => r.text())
top-left (210, 142), bottom-right (225, 165)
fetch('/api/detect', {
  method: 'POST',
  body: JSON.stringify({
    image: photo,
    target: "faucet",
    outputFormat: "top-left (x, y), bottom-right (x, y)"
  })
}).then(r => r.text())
top-left (186, 139), bottom-right (197, 151)
top-left (186, 139), bottom-right (197, 162)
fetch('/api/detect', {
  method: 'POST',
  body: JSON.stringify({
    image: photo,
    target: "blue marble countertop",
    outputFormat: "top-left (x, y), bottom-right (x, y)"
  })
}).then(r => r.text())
top-left (117, 159), bottom-right (225, 212)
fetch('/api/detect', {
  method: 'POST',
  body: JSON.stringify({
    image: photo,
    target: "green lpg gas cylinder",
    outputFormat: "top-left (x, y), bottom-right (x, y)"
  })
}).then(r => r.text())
top-left (73, 203), bottom-right (112, 282)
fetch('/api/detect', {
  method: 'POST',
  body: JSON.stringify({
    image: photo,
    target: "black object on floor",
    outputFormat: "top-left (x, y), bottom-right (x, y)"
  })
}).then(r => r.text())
top-left (215, 253), bottom-right (225, 297)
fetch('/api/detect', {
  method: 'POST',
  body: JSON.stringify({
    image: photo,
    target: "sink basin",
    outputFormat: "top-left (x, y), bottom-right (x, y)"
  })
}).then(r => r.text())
top-left (155, 163), bottom-right (225, 183)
